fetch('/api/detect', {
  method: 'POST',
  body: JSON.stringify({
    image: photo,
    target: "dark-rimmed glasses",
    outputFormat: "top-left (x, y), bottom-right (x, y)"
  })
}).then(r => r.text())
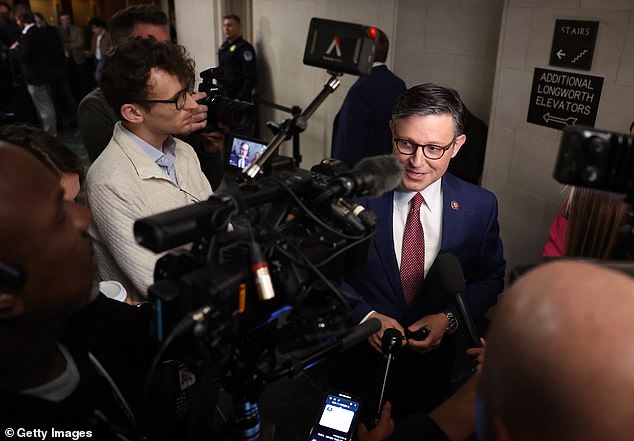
top-left (139, 87), bottom-right (192, 111)
top-left (393, 136), bottom-right (456, 160)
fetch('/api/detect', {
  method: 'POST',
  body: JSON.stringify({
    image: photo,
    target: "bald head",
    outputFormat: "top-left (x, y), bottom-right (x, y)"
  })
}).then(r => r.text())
top-left (477, 261), bottom-right (634, 441)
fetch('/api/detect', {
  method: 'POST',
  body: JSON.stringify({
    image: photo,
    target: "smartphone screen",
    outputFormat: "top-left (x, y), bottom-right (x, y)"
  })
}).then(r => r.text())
top-left (308, 391), bottom-right (361, 441)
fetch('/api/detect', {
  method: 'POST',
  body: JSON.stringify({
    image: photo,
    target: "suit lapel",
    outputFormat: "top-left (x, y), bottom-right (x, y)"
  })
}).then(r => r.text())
top-left (368, 192), bottom-right (406, 306)
top-left (440, 174), bottom-right (465, 253)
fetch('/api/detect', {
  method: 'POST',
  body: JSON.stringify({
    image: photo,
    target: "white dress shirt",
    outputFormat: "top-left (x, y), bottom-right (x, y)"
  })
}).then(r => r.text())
top-left (360, 178), bottom-right (444, 323)
top-left (392, 178), bottom-right (443, 278)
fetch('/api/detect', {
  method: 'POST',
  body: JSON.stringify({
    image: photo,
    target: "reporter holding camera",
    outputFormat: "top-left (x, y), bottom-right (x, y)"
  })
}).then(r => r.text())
top-left (85, 37), bottom-right (213, 303)
top-left (77, 5), bottom-right (211, 162)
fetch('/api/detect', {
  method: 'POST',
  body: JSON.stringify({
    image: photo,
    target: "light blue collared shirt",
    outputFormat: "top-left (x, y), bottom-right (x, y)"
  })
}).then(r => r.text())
top-left (120, 125), bottom-right (178, 184)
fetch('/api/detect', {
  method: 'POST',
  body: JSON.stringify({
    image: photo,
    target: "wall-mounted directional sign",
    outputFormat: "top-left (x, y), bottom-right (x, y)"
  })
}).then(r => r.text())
top-left (549, 19), bottom-right (598, 71)
top-left (527, 67), bottom-right (603, 130)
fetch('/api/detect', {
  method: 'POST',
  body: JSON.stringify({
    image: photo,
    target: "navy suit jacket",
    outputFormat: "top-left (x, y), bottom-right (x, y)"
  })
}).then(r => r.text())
top-left (346, 173), bottom-right (505, 326)
top-left (331, 65), bottom-right (406, 168)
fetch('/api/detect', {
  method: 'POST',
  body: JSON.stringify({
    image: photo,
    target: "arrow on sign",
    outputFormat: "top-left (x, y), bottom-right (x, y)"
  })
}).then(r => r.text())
top-left (543, 113), bottom-right (577, 126)
top-left (556, 49), bottom-right (566, 59)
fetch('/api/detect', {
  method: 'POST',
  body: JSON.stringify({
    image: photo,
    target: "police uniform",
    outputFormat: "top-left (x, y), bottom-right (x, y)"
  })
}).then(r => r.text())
top-left (217, 36), bottom-right (257, 101)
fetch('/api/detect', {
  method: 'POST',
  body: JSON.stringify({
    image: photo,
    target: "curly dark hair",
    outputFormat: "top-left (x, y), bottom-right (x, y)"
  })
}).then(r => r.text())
top-left (100, 36), bottom-right (195, 119)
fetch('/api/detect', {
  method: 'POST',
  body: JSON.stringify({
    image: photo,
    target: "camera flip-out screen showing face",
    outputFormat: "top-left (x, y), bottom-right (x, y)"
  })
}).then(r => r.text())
top-left (229, 135), bottom-right (268, 171)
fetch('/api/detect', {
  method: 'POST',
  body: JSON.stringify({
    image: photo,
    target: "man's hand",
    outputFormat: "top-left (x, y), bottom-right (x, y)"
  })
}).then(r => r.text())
top-left (366, 312), bottom-right (406, 353)
top-left (406, 313), bottom-right (448, 353)
top-left (466, 338), bottom-right (486, 372)
top-left (182, 91), bottom-right (209, 134)
top-left (357, 401), bottom-right (395, 441)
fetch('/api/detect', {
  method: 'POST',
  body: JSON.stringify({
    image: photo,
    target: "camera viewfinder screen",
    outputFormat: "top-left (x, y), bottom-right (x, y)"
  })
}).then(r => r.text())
top-left (229, 136), bottom-right (268, 170)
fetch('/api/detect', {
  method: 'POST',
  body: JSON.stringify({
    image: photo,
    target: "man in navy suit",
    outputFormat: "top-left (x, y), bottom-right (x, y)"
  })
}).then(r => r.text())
top-left (331, 29), bottom-right (406, 168)
top-left (336, 83), bottom-right (505, 420)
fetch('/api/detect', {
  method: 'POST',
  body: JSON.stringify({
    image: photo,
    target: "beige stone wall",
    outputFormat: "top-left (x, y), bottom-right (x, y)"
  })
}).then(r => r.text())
top-left (484, 0), bottom-right (634, 275)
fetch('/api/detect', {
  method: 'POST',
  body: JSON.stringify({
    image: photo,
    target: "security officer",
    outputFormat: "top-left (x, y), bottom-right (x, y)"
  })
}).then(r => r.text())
top-left (218, 14), bottom-right (257, 101)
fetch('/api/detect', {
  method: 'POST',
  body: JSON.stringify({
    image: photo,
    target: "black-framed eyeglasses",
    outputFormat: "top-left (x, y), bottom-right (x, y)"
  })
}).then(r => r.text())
top-left (393, 136), bottom-right (456, 160)
top-left (139, 87), bottom-right (192, 111)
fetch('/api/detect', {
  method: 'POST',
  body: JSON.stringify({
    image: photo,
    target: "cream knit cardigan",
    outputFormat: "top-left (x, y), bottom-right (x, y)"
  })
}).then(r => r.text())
top-left (86, 122), bottom-right (213, 301)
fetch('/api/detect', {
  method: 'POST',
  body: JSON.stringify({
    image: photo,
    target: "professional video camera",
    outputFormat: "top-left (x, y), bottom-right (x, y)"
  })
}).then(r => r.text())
top-left (554, 125), bottom-right (634, 195)
top-left (134, 18), bottom-right (395, 441)
top-left (511, 125), bottom-right (634, 280)
top-left (197, 67), bottom-right (255, 132)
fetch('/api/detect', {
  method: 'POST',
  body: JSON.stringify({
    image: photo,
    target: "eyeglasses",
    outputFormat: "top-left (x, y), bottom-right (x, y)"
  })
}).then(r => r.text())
top-left (393, 136), bottom-right (456, 160)
top-left (139, 87), bottom-right (192, 111)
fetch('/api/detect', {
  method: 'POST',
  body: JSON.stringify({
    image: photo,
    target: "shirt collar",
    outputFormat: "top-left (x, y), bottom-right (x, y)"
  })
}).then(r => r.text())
top-left (394, 177), bottom-right (442, 212)
top-left (372, 62), bottom-right (386, 68)
top-left (119, 123), bottom-right (176, 164)
top-left (22, 23), bottom-right (35, 34)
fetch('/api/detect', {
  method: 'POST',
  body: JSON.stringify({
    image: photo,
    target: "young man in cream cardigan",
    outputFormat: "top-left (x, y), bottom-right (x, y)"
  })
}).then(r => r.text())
top-left (86, 37), bottom-right (213, 303)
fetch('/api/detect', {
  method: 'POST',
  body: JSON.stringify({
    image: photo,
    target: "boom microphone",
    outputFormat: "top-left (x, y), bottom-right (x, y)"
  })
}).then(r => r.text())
top-left (313, 155), bottom-right (404, 205)
top-left (269, 318), bottom-right (381, 381)
top-left (341, 317), bottom-right (381, 351)
top-left (435, 253), bottom-right (482, 348)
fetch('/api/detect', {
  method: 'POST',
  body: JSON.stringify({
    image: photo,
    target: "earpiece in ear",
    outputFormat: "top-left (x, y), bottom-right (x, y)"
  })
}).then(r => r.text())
top-left (0, 260), bottom-right (26, 292)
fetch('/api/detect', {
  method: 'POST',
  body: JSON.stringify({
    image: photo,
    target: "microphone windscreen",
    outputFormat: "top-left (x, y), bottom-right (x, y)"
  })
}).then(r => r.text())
top-left (354, 155), bottom-right (404, 197)
top-left (434, 253), bottom-right (466, 294)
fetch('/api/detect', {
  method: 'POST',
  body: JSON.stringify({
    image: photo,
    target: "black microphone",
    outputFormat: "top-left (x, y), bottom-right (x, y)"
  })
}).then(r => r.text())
top-left (269, 318), bottom-right (381, 381)
top-left (435, 253), bottom-right (482, 348)
top-left (375, 328), bottom-right (402, 425)
top-left (340, 317), bottom-right (381, 351)
top-left (313, 155), bottom-right (404, 205)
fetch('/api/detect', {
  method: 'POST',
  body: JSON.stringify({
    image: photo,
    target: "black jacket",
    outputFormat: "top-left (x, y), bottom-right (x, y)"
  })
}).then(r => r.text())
top-left (218, 36), bottom-right (257, 100)
top-left (15, 25), bottom-right (65, 85)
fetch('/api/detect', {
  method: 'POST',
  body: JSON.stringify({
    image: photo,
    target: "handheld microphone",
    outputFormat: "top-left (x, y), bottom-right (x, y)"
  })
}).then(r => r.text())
top-left (435, 253), bottom-right (482, 348)
top-left (375, 328), bottom-right (402, 425)
top-left (313, 155), bottom-right (404, 205)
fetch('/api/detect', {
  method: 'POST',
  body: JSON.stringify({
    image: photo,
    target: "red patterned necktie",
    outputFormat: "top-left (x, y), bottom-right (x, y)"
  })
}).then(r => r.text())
top-left (400, 193), bottom-right (425, 304)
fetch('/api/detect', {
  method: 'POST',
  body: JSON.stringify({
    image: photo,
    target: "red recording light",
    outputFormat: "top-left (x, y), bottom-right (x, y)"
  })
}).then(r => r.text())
top-left (366, 27), bottom-right (378, 39)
